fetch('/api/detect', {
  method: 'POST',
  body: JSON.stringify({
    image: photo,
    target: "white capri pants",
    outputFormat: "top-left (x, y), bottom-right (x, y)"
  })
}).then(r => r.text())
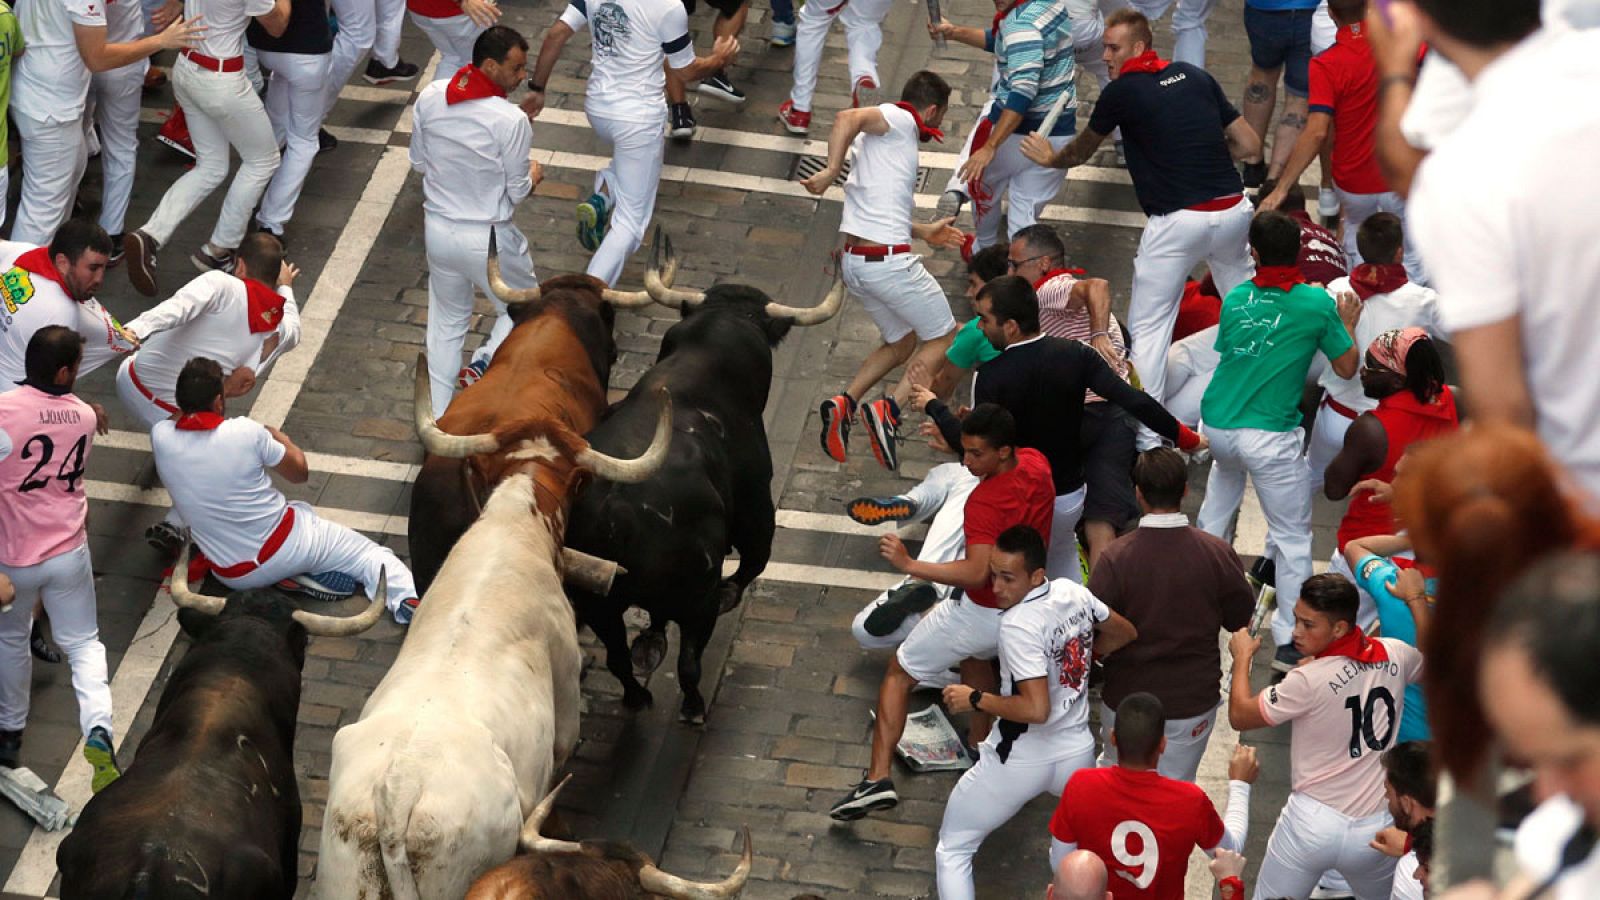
top-left (894, 594), bottom-right (1002, 685)
top-left (969, 130), bottom-right (1072, 251)
top-left (936, 742), bottom-right (1098, 900)
top-left (256, 50), bottom-right (334, 232)
top-left (1163, 324), bottom-right (1221, 429)
top-left (1127, 198), bottom-right (1254, 409)
top-left (842, 252), bottom-right (957, 345)
top-left (144, 58), bottom-right (281, 251)
top-left (91, 60), bottom-right (149, 237)
top-left (214, 501), bottom-right (419, 614)
top-left (1123, 0), bottom-right (1219, 67)
top-left (423, 217), bottom-right (537, 417)
top-left (412, 12), bottom-right (486, 80)
top-left (1196, 425), bottom-right (1313, 647)
top-left (786, 0), bottom-right (892, 112)
top-left (1335, 188), bottom-right (1426, 284)
top-left (1098, 698), bottom-right (1218, 782)
top-left (586, 112), bottom-right (667, 288)
top-left (0, 543), bottom-right (114, 739)
top-left (1254, 792), bottom-right (1398, 900)
top-left (9, 113), bottom-right (91, 246)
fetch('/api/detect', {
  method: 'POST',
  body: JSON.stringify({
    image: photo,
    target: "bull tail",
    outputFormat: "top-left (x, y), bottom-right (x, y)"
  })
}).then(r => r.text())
top-left (373, 759), bottom-right (425, 900)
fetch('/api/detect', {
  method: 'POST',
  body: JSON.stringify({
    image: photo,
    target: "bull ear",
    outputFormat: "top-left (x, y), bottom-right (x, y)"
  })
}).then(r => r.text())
top-left (176, 607), bottom-right (219, 640)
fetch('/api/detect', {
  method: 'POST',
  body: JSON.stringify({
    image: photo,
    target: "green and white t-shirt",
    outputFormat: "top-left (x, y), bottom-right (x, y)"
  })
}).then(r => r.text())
top-left (1201, 281), bottom-right (1353, 432)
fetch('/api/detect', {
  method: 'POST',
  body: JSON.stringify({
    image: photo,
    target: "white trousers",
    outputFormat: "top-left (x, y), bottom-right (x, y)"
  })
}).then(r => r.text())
top-left (91, 60), bottom-right (149, 236)
top-left (1335, 188), bottom-right (1426, 284)
top-left (894, 594), bottom-right (1003, 684)
top-left (970, 130), bottom-right (1071, 250)
top-left (1049, 487), bottom-right (1087, 584)
top-left (936, 742), bottom-right (1097, 900)
top-left (412, 13), bottom-right (484, 81)
top-left (0, 543), bottom-right (114, 738)
top-left (1123, 0), bottom-right (1219, 67)
top-left (424, 217), bottom-right (537, 416)
top-left (1127, 198), bottom-right (1254, 408)
top-left (841, 252), bottom-right (957, 345)
top-left (586, 112), bottom-right (666, 287)
top-left (1097, 699), bottom-right (1218, 782)
top-left (10, 112), bottom-right (90, 246)
top-left (322, 0), bottom-right (405, 116)
top-left (1163, 324), bottom-right (1221, 429)
top-left (1305, 400), bottom-right (1355, 488)
top-left (786, 0), bottom-right (892, 111)
top-left (215, 501), bottom-right (418, 613)
top-left (1255, 792), bottom-right (1398, 900)
top-left (943, 98), bottom-right (994, 197)
top-left (145, 58), bottom-right (281, 250)
top-left (114, 357), bottom-right (176, 430)
top-left (257, 50), bottom-right (333, 232)
top-left (1072, 13), bottom-right (1110, 94)
top-left (1196, 426), bottom-right (1313, 647)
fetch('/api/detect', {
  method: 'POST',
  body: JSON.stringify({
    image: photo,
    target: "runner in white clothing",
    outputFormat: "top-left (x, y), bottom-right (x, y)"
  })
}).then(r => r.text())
top-left (933, 524), bottom-right (1138, 900)
top-left (774, 0), bottom-right (892, 134)
top-left (88, 0), bottom-right (158, 252)
top-left (526, 0), bottom-right (737, 285)
top-left (407, 0), bottom-right (500, 79)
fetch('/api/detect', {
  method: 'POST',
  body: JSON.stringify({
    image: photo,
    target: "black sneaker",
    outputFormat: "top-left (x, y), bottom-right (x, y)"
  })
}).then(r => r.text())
top-left (30, 619), bottom-right (61, 664)
top-left (255, 223), bottom-right (287, 250)
top-left (0, 729), bottom-right (21, 769)
top-left (1240, 160), bottom-right (1267, 189)
top-left (125, 230), bottom-right (159, 297)
top-left (863, 581), bottom-right (939, 637)
top-left (859, 397), bottom-right (901, 471)
top-left (318, 128), bottom-right (338, 153)
top-left (846, 496), bottom-right (918, 527)
top-left (829, 776), bottom-right (898, 821)
top-left (191, 243), bottom-right (235, 275)
top-left (697, 71), bottom-right (745, 105)
top-left (145, 521), bottom-right (186, 557)
top-left (669, 102), bottom-right (696, 139)
top-left (1247, 555), bottom-right (1277, 590)
top-left (107, 234), bottom-right (125, 267)
top-left (363, 58), bottom-right (419, 85)
top-left (1271, 642), bottom-right (1304, 674)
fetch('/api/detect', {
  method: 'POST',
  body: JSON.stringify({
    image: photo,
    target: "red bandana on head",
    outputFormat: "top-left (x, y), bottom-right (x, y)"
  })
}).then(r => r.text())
top-left (892, 102), bottom-right (944, 143)
top-left (1252, 265), bottom-right (1304, 291)
top-left (175, 412), bottom-right (226, 431)
top-left (1315, 625), bottom-right (1390, 664)
top-left (1349, 263), bottom-right (1409, 301)
top-left (241, 277), bottom-right (286, 334)
top-left (13, 247), bottom-right (70, 290)
top-left (1120, 50), bottom-right (1169, 75)
top-left (445, 64), bottom-right (507, 105)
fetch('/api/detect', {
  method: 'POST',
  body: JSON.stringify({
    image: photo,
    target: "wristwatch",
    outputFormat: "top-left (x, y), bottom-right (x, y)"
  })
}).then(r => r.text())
top-left (969, 688), bottom-right (984, 711)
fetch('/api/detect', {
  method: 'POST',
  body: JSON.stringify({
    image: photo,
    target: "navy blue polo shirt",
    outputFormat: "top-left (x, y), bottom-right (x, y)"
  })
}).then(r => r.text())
top-left (248, 0), bottom-right (333, 55)
top-left (1087, 62), bottom-right (1245, 217)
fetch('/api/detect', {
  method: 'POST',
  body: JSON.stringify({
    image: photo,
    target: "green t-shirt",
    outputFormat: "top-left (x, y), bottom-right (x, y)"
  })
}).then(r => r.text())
top-left (0, 2), bottom-right (22, 162)
top-left (1201, 281), bottom-right (1353, 432)
top-left (945, 317), bottom-right (1001, 369)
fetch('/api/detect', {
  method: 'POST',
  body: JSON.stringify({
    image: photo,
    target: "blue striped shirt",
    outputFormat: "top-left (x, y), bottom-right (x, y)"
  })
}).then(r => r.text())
top-left (985, 0), bottom-right (1077, 136)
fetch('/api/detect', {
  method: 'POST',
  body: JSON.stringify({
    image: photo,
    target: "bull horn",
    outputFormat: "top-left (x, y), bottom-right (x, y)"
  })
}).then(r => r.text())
top-left (291, 569), bottom-right (388, 637)
top-left (518, 774), bottom-right (586, 856)
top-left (644, 228), bottom-right (704, 308)
top-left (169, 546), bottom-right (227, 615)
top-left (764, 269), bottom-right (846, 326)
top-left (487, 229), bottom-right (541, 305)
top-left (561, 549), bottom-right (628, 595)
top-left (637, 828), bottom-right (752, 900)
top-left (414, 354), bottom-right (502, 457)
top-left (599, 287), bottom-right (657, 309)
top-left (574, 387), bottom-right (672, 484)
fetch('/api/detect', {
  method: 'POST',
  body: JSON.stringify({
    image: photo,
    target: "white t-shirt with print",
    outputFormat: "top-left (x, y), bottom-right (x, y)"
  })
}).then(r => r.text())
top-left (12, 0), bottom-right (108, 122)
top-left (559, 0), bottom-right (694, 122)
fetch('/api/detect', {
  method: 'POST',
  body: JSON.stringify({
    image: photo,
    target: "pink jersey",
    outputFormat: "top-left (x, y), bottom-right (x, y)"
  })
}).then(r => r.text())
top-left (0, 386), bottom-right (95, 567)
top-left (1260, 636), bottom-right (1424, 817)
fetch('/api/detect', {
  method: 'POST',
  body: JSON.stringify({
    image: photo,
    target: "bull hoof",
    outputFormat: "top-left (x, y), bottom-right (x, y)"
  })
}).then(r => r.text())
top-left (716, 580), bottom-right (744, 615)
top-left (630, 630), bottom-right (668, 676)
top-left (622, 684), bottom-right (654, 710)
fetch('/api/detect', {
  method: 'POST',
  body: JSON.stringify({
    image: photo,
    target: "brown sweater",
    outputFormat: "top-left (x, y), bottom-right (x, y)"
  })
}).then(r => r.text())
top-left (1091, 515), bottom-right (1255, 719)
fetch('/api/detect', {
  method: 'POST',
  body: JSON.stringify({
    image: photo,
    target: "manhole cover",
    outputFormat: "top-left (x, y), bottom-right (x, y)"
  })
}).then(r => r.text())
top-left (792, 154), bottom-right (933, 191)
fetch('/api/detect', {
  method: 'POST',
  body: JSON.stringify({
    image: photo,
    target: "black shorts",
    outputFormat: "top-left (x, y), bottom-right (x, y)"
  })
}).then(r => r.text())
top-left (1079, 402), bottom-right (1139, 530)
top-left (682, 0), bottom-right (746, 20)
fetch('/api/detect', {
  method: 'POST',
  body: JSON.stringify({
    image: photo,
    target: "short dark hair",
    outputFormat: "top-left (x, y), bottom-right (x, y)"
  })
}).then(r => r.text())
top-left (1489, 551), bottom-right (1600, 728)
top-left (1413, 0), bottom-right (1539, 49)
top-left (1133, 448), bottom-right (1187, 509)
top-left (968, 243), bottom-right (1009, 283)
top-left (1113, 693), bottom-right (1166, 765)
top-left (977, 275), bottom-right (1040, 336)
top-left (995, 525), bottom-right (1048, 574)
top-left (48, 219), bottom-right (114, 266)
top-left (175, 357), bottom-right (227, 415)
top-left (899, 70), bottom-right (951, 109)
top-left (961, 402), bottom-right (1017, 451)
top-left (1300, 573), bottom-right (1360, 626)
top-left (1402, 337), bottom-right (1446, 405)
top-left (24, 325), bottom-right (84, 387)
top-left (1411, 819), bottom-right (1435, 868)
top-left (1328, 0), bottom-right (1366, 25)
top-left (1356, 213), bottom-right (1405, 266)
top-left (237, 232), bottom-right (285, 285)
top-left (1012, 224), bottom-right (1065, 265)
top-left (1105, 8), bottom-right (1154, 48)
top-left (1249, 211), bottom-right (1303, 268)
top-left (1382, 741), bottom-right (1437, 808)
top-left (473, 25), bottom-right (529, 67)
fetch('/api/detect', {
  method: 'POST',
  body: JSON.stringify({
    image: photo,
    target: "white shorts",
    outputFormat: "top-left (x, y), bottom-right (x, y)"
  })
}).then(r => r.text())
top-left (1254, 792), bottom-right (1398, 900)
top-left (1098, 698), bottom-right (1218, 782)
top-left (842, 251), bottom-right (956, 344)
top-left (894, 595), bottom-right (1002, 684)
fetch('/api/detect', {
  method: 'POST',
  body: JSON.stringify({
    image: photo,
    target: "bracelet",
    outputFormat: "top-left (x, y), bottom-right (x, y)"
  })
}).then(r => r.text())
top-left (1089, 331), bottom-right (1111, 339)
top-left (1379, 74), bottom-right (1415, 92)
top-left (1220, 875), bottom-right (1245, 897)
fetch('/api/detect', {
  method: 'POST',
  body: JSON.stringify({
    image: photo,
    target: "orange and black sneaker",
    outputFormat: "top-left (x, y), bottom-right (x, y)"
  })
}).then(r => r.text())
top-left (846, 496), bottom-right (917, 527)
top-left (860, 397), bottom-right (901, 471)
top-left (820, 393), bottom-right (854, 462)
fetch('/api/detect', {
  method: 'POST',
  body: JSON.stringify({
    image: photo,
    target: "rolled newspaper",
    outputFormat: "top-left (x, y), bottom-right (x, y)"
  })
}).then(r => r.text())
top-left (927, 0), bottom-right (946, 52)
top-left (1036, 88), bottom-right (1073, 139)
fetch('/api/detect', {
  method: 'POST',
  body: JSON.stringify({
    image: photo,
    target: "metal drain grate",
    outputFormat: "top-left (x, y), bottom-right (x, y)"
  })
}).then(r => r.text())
top-left (792, 154), bottom-right (933, 191)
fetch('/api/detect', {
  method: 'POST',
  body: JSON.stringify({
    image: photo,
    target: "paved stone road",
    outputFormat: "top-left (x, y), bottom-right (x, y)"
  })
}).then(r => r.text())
top-left (0, 0), bottom-right (1359, 897)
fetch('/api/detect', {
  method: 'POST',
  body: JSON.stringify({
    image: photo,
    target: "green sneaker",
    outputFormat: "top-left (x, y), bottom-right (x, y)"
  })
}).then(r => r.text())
top-left (576, 192), bottom-right (612, 252)
top-left (84, 726), bottom-right (121, 794)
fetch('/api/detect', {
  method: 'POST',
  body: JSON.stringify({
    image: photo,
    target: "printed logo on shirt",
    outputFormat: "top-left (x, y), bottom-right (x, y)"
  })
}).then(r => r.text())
top-left (1229, 295), bottom-right (1284, 358)
top-left (1056, 632), bottom-right (1089, 691)
top-left (1, 267), bottom-right (35, 316)
top-left (592, 2), bottom-right (632, 58)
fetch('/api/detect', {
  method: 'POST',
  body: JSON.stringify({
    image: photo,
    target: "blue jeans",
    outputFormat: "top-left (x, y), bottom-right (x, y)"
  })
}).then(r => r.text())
top-left (1244, 5), bottom-right (1316, 95)
top-left (771, 0), bottom-right (794, 25)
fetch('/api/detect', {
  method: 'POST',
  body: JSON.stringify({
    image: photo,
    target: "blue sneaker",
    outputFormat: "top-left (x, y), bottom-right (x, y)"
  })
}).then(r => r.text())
top-left (770, 19), bottom-right (796, 46)
top-left (576, 192), bottom-right (612, 252)
top-left (393, 596), bottom-right (421, 625)
top-left (457, 357), bottom-right (488, 389)
top-left (277, 571), bottom-right (358, 602)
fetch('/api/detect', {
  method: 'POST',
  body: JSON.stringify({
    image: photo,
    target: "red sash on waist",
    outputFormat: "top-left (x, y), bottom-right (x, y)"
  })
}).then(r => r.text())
top-left (210, 506), bottom-right (296, 579)
top-left (1188, 194), bottom-right (1243, 212)
top-left (127, 360), bottom-right (180, 415)
top-left (1323, 395), bottom-right (1361, 421)
top-left (182, 49), bottom-right (245, 72)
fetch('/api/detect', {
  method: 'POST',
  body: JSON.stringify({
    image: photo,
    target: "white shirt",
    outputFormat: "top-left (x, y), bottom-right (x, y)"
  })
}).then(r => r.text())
top-left (982, 578), bottom-right (1109, 766)
top-left (838, 104), bottom-right (920, 246)
top-left (1315, 278), bottom-right (1440, 414)
top-left (11, 0), bottom-right (107, 123)
top-left (410, 78), bottom-right (534, 223)
top-left (559, 0), bottom-right (694, 121)
top-left (186, 0), bottom-right (274, 60)
top-left (102, 0), bottom-right (143, 44)
top-left (1389, 852), bottom-right (1423, 900)
top-left (1409, 26), bottom-right (1600, 499)
top-left (1514, 794), bottom-right (1600, 900)
top-left (151, 416), bottom-right (289, 566)
top-left (123, 270), bottom-right (301, 405)
top-left (0, 241), bottom-right (135, 386)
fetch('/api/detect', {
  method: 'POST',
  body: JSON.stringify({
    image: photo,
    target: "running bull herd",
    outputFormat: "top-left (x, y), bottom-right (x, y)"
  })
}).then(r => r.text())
top-left (55, 230), bottom-right (845, 899)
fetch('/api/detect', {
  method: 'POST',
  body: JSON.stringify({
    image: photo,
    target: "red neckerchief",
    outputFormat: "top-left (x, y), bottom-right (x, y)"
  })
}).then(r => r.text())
top-left (1315, 625), bottom-right (1390, 664)
top-left (175, 412), bottom-right (226, 431)
top-left (892, 102), bottom-right (944, 143)
top-left (1119, 50), bottom-right (1169, 75)
top-left (445, 65), bottom-right (506, 105)
top-left (13, 247), bottom-right (70, 290)
top-left (990, 0), bottom-right (1023, 36)
top-left (1251, 265), bottom-right (1304, 291)
top-left (241, 277), bottom-right (286, 334)
top-left (1031, 268), bottom-right (1086, 290)
top-left (1349, 263), bottom-right (1409, 301)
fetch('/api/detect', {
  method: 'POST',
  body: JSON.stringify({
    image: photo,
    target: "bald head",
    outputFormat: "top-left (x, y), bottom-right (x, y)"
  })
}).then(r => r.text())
top-left (1050, 850), bottom-right (1110, 900)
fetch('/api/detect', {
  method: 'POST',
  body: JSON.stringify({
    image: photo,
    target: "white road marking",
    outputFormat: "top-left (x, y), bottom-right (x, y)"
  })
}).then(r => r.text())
top-left (96, 429), bottom-right (420, 483)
